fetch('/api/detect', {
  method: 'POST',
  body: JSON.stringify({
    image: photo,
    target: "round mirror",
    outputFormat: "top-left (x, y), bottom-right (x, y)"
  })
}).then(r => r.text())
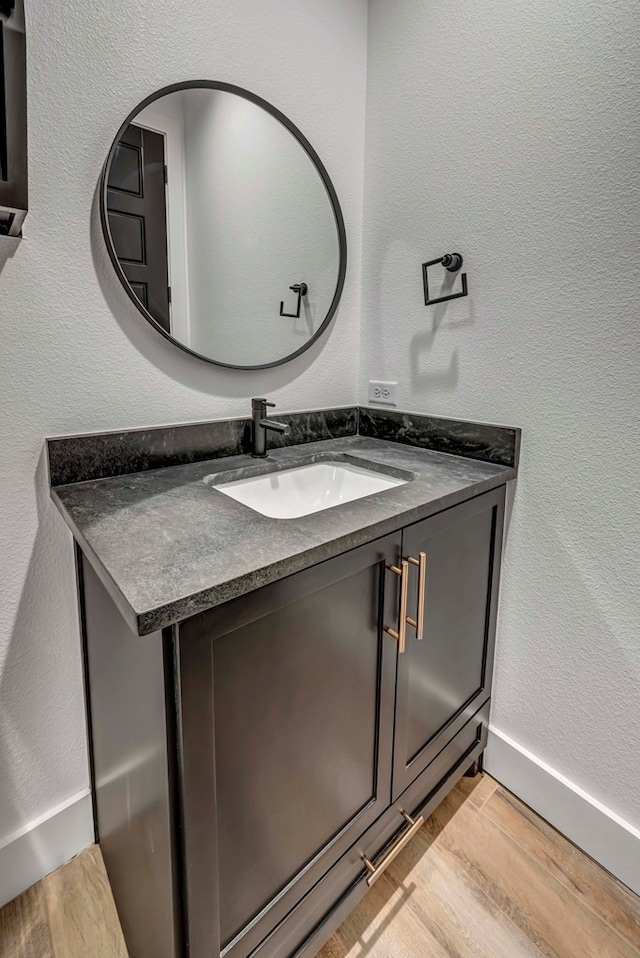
top-left (100, 82), bottom-right (346, 369)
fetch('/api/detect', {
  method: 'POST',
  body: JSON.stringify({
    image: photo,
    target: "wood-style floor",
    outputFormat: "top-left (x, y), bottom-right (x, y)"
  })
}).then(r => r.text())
top-left (0, 844), bottom-right (127, 958)
top-left (1, 775), bottom-right (639, 958)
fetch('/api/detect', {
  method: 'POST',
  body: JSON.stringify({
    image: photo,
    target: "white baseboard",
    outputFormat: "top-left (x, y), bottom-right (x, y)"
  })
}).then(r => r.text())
top-left (2, 734), bottom-right (639, 909)
top-left (485, 727), bottom-right (640, 897)
top-left (0, 789), bottom-right (94, 908)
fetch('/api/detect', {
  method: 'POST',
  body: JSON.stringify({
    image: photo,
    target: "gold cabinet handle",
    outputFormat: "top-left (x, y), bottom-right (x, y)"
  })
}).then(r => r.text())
top-left (362, 810), bottom-right (424, 886)
top-left (384, 560), bottom-right (409, 653)
top-left (407, 552), bottom-right (427, 640)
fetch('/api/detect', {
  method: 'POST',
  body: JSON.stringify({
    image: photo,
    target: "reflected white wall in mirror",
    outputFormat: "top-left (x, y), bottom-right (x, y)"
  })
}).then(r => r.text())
top-left (104, 85), bottom-right (345, 369)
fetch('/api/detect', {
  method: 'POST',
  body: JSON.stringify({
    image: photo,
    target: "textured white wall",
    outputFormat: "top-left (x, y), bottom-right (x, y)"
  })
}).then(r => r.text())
top-left (362, 0), bottom-right (640, 826)
top-left (0, 0), bottom-right (367, 846)
top-left (3, 0), bottom-right (639, 878)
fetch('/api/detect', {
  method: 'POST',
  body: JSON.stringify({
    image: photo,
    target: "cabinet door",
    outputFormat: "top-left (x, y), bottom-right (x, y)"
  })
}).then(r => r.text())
top-left (176, 532), bottom-right (401, 958)
top-left (393, 486), bottom-right (505, 799)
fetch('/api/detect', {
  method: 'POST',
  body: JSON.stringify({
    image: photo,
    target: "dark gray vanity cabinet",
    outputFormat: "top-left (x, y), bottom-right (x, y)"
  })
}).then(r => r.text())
top-left (393, 487), bottom-right (504, 798)
top-left (80, 485), bottom-right (506, 958)
top-left (176, 533), bottom-right (401, 958)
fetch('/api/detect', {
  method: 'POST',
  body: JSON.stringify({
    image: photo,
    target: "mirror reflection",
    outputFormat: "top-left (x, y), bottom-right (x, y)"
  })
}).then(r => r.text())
top-left (102, 85), bottom-right (345, 368)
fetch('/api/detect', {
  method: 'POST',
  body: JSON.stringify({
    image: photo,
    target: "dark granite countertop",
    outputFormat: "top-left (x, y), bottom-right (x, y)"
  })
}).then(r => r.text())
top-left (51, 436), bottom-right (516, 636)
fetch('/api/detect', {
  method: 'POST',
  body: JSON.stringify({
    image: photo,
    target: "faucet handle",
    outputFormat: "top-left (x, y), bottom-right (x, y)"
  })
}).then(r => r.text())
top-left (252, 397), bottom-right (275, 411)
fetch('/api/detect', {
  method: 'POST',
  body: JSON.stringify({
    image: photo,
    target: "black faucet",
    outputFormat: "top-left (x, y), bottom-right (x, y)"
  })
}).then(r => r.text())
top-left (250, 398), bottom-right (290, 458)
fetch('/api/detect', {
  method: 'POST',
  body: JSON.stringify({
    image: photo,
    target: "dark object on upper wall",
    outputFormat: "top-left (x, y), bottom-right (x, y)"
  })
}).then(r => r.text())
top-left (422, 252), bottom-right (468, 306)
top-left (100, 81), bottom-right (347, 370)
top-left (0, 0), bottom-right (27, 237)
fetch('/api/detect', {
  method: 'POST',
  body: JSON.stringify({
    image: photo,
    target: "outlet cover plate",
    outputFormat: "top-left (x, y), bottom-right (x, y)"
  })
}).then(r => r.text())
top-left (368, 381), bottom-right (398, 406)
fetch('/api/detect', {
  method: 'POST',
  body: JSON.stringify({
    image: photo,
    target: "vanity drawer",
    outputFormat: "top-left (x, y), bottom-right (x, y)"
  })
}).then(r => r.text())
top-left (246, 702), bottom-right (489, 958)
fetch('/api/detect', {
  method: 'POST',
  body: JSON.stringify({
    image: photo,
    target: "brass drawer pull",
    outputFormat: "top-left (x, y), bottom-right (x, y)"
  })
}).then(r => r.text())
top-left (384, 560), bottom-right (409, 653)
top-left (362, 810), bottom-right (425, 886)
top-left (406, 552), bottom-right (427, 640)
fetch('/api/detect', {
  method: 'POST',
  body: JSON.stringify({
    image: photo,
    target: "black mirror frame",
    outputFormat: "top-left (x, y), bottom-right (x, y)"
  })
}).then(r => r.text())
top-left (99, 80), bottom-right (347, 371)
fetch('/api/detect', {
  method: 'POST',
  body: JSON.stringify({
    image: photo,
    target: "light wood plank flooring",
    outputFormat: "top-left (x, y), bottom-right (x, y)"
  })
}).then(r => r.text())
top-left (1, 775), bottom-right (638, 958)
top-left (0, 844), bottom-right (127, 958)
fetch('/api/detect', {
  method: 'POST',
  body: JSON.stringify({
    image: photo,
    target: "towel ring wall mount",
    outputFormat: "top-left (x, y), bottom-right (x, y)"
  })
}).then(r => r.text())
top-left (422, 253), bottom-right (468, 306)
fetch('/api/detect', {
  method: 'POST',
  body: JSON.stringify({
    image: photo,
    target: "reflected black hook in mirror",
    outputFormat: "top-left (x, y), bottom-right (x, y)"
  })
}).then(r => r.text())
top-left (422, 253), bottom-right (468, 306)
top-left (280, 282), bottom-right (308, 318)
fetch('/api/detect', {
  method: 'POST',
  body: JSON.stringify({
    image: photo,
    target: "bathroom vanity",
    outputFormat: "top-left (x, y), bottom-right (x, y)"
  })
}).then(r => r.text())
top-left (48, 407), bottom-right (519, 958)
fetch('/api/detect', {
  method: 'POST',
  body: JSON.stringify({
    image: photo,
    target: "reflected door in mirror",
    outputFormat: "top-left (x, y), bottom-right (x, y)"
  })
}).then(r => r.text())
top-left (106, 124), bottom-right (170, 331)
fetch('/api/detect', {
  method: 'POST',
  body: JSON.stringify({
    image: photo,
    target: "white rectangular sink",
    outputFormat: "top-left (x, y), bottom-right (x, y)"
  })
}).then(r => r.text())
top-left (215, 461), bottom-right (407, 519)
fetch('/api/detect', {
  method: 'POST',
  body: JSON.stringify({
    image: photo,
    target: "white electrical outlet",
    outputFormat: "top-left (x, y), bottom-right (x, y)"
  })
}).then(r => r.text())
top-left (368, 381), bottom-right (398, 406)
